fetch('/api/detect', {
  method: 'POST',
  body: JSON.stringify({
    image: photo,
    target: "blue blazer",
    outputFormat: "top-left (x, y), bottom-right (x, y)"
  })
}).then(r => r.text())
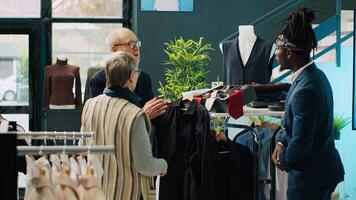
top-left (278, 63), bottom-right (344, 189)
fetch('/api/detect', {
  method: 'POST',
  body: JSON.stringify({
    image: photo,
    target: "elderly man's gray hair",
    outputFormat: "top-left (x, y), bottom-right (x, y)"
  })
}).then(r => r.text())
top-left (104, 51), bottom-right (138, 87)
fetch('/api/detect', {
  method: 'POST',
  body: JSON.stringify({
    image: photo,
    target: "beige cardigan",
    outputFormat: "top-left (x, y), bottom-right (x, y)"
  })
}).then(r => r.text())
top-left (81, 94), bottom-right (154, 200)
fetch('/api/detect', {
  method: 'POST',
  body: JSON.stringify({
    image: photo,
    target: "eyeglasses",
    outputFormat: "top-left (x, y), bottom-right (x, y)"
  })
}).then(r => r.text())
top-left (113, 40), bottom-right (142, 49)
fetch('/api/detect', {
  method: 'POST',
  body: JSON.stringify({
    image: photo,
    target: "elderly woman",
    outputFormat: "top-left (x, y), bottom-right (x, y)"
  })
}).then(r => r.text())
top-left (81, 51), bottom-right (167, 200)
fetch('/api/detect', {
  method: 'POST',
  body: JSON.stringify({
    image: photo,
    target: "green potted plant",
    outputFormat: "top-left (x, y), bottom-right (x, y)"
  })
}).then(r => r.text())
top-left (333, 115), bottom-right (351, 140)
top-left (158, 37), bottom-right (214, 101)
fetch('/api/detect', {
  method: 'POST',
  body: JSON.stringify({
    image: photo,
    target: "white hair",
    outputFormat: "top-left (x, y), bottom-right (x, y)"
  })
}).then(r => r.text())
top-left (105, 29), bottom-right (121, 50)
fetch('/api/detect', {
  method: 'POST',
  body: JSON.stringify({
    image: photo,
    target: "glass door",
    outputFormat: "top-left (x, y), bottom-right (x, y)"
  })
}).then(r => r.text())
top-left (0, 23), bottom-right (42, 130)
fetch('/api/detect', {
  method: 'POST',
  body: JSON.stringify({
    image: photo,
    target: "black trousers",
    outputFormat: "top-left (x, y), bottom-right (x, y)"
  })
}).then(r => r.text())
top-left (287, 183), bottom-right (338, 200)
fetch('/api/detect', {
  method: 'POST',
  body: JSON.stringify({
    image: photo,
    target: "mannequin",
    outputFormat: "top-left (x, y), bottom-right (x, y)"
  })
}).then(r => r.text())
top-left (44, 57), bottom-right (82, 109)
top-left (238, 25), bottom-right (257, 66)
top-left (154, 0), bottom-right (179, 11)
top-left (220, 25), bottom-right (274, 85)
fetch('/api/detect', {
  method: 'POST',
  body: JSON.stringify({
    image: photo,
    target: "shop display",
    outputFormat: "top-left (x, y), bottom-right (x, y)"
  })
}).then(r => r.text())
top-left (221, 25), bottom-right (274, 85)
top-left (44, 56), bottom-right (82, 109)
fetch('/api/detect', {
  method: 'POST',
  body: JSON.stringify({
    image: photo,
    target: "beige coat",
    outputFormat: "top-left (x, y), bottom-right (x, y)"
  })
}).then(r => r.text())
top-left (54, 173), bottom-right (80, 200)
top-left (81, 94), bottom-right (154, 200)
top-left (27, 176), bottom-right (56, 200)
top-left (77, 176), bottom-right (106, 200)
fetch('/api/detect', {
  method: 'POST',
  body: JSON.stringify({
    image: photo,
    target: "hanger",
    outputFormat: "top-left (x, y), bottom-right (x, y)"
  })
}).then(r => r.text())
top-left (86, 165), bottom-right (95, 176)
top-left (60, 132), bottom-right (69, 168)
top-left (215, 132), bottom-right (230, 154)
top-left (216, 133), bottom-right (227, 142)
top-left (180, 98), bottom-right (192, 111)
top-left (86, 135), bottom-right (93, 175)
top-left (39, 167), bottom-right (47, 177)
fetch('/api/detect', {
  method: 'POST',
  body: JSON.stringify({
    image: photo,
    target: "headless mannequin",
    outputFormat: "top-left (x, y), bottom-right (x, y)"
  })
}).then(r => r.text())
top-left (220, 25), bottom-right (275, 63)
top-left (57, 55), bottom-right (67, 63)
top-left (238, 25), bottom-right (257, 66)
top-left (44, 56), bottom-right (81, 109)
top-left (219, 25), bottom-right (275, 137)
top-left (49, 57), bottom-right (76, 109)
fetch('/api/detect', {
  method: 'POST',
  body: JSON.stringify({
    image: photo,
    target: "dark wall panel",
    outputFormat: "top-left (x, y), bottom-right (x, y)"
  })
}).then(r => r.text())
top-left (134, 0), bottom-right (353, 95)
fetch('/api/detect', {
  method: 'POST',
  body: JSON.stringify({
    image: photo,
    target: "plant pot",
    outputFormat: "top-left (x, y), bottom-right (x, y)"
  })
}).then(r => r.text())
top-left (334, 130), bottom-right (341, 140)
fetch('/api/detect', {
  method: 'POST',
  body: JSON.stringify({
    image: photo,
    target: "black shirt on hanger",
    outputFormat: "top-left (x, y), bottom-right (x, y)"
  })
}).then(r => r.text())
top-left (213, 140), bottom-right (254, 200)
top-left (155, 99), bottom-right (215, 200)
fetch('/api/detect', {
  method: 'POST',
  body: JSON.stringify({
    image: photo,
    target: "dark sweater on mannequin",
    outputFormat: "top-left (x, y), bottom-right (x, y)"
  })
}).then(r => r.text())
top-left (44, 59), bottom-right (82, 109)
top-left (222, 36), bottom-right (273, 85)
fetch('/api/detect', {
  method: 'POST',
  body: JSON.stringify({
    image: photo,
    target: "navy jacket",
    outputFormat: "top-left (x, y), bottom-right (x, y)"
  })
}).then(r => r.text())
top-left (88, 68), bottom-right (154, 107)
top-left (279, 63), bottom-right (344, 189)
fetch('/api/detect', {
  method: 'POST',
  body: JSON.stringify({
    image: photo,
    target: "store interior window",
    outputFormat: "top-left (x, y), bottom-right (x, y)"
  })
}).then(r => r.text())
top-left (0, 35), bottom-right (29, 106)
top-left (0, 1), bottom-right (127, 129)
top-left (52, 23), bottom-right (122, 100)
top-left (0, 0), bottom-right (40, 18)
top-left (52, 0), bottom-right (123, 18)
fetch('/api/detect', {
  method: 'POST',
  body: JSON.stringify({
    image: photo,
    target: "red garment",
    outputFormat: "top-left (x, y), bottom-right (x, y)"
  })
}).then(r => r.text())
top-left (44, 60), bottom-right (82, 109)
top-left (194, 97), bottom-right (202, 104)
top-left (228, 89), bottom-right (243, 119)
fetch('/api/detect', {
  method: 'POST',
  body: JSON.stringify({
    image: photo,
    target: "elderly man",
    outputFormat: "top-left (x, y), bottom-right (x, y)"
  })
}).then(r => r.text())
top-left (89, 28), bottom-right (167, 119)
top-left (82, 51), bottom-right (167, 200)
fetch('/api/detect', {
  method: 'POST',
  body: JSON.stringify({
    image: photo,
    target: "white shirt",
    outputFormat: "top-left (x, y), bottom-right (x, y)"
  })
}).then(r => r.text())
top-left (290, 61), bottom-right (314, 83)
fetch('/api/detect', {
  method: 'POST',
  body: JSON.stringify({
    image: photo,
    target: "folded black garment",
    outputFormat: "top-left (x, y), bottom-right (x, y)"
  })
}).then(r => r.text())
top-left (256, 90), bottom-right (287, 102)
top-left (251, 83), bottom-right (291, 92)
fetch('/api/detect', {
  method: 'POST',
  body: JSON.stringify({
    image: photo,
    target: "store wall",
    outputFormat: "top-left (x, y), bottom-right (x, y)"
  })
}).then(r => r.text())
top-left (318, 45), bottom-right (356, 200)
top-left (343, 0), bottom-right (356, 9)
top-left (133, 0), bottom-right (340, 94)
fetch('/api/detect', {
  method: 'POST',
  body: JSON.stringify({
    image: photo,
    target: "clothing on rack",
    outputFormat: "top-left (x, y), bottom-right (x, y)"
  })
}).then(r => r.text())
top-left (78, 175), bottom-right (106, 200)
top-left (27, 176), bottom-right (56, 199)
top-left (0, 134), bottom-right (17, 199)
top-left (234, 126), bottom-right (288, 200)
top-left (222, 37), bottom-right (274, 85)
top-left (54, 173), bottom-right (80, 200)
top-left (155, 99), bottom-right (215, 200)
top-left (0, 116), bottom-right (28, 173)
top-left (44, 59), bottom-right (82, 109)
top-left (24, 153), bottom-right (106, 200)
top-left (213, 140), bottom-right (254, 200)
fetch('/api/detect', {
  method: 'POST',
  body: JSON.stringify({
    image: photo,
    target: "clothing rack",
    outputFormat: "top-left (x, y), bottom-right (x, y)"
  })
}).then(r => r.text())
top-left (17, 145), bottom-right (115, 156)
top-left (211, 107), bottom-right (284, 200)
top-left (1, 131), bottom-right (95, 139)
top-left (211, 114), bottom-right (260, 200)
top-left (225, 123), bottom-right (259, 200)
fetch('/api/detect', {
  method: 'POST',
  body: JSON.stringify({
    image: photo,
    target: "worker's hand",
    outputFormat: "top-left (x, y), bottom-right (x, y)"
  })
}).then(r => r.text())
top-left (143, 97), bottom-right (168, 120)
top-left (272, 143), bottom-right (284, 171)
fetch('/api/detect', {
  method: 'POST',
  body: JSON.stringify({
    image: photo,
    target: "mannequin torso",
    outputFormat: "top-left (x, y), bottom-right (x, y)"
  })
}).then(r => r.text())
top-left (221, 25), bottom-right (274, 85)
top-left (44, 58), bottom-right (82, 109)
top-left (238, 25), bottom-right (257, 66)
